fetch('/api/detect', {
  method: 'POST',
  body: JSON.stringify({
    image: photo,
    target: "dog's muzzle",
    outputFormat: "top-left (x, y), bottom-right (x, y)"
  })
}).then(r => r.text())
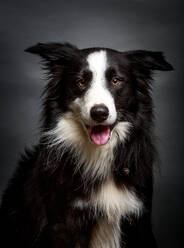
top-left (84, 104), bottom-right (112, 146)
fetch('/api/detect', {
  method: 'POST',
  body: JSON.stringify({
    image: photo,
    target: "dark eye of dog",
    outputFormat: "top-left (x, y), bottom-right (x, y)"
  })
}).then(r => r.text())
top-left (111, 78), bottom-right (120, 86)
top-left (76, 79), bottom-right (86, 88)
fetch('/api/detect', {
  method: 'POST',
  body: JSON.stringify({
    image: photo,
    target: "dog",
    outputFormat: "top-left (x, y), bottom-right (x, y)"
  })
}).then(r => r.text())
top-left (0, 42), bottom-right (173, 247)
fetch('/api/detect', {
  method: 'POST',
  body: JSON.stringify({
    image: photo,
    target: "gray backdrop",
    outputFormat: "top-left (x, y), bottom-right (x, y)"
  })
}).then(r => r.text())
top-left (0, 0), bottom-right (183, 247)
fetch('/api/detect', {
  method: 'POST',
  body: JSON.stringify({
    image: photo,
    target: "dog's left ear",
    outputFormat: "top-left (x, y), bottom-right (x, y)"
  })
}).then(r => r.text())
top-left (25, 42), bottom-right (79, 64)
top-left (124, 50), bottom-right (174, 71)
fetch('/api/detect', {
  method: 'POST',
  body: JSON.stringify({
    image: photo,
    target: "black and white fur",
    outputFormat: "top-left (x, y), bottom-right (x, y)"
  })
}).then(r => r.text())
top-left (0, 43), bottom-right (173, 248)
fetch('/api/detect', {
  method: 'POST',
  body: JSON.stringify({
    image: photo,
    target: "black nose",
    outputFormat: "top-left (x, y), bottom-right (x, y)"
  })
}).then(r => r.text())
top-left (90, 104), bottom-right (109, 123)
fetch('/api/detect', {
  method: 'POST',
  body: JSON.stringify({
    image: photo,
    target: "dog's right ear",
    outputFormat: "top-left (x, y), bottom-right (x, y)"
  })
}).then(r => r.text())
top-left (25, 42), bottom-right (79, 64)
top-left (124, 50), bottom-right (174, 72)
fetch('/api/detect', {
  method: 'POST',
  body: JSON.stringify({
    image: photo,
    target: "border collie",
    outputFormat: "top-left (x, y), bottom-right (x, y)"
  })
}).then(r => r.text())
top-left (0, 43), bottom-right (173, 248)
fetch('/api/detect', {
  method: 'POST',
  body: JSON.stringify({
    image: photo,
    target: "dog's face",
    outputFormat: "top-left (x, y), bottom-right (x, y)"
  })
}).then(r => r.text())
top-left (68, 49), bottom-right (135, 146)
top-left (26, 43), bottom-right (173, 149)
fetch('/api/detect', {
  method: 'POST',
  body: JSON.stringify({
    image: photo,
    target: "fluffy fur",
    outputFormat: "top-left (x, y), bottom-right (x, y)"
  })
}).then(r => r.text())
top-left (0, 42), bottom-right (173, 248)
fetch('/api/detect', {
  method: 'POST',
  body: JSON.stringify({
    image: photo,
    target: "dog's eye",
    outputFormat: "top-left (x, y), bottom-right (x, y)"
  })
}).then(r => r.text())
top-left (111, 78), bottom-right (120, 86)
top-left (77, 80), bottom-right (86, 88)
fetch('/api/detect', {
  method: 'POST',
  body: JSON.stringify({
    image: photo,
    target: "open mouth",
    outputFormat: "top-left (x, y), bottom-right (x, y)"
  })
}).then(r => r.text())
top-left (86, 125), bottom-right (112, 146)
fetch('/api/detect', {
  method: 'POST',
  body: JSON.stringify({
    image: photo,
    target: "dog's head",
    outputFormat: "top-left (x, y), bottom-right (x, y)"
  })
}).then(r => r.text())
top-left (26, 43), bottom-right (173, 149)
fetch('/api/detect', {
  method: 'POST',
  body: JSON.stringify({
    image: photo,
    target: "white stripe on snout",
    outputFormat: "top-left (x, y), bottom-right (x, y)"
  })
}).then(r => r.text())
top-left (81, 50), bottom-right (117, 125)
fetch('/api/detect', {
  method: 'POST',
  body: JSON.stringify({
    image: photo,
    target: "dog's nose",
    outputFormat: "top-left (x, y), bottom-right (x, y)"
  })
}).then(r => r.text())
top-left (90, 104), bottom-right (109, 123)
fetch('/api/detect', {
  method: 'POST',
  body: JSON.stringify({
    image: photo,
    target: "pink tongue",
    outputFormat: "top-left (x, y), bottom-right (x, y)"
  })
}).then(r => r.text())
top-left (89, 125), bottom-right (111, 146)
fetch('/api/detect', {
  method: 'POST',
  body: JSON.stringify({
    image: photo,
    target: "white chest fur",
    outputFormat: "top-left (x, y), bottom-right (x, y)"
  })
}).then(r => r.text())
top-left (74, 179), bottom-right (143, 248)
top-left (92, 179), bottom-right (142, 220)
top-left (74, 179), bottom-right (143, 220)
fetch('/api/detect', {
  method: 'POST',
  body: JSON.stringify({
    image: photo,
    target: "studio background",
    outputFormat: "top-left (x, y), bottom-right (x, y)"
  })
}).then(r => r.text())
top-left (0, 0), bottom-right (183, 247)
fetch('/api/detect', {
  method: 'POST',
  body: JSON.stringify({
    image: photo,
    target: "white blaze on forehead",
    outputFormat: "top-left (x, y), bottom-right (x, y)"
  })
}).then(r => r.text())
top-left (81, 50), bottom-right (117, 125)
top-left (87, 50), bottom-right (107, 79)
